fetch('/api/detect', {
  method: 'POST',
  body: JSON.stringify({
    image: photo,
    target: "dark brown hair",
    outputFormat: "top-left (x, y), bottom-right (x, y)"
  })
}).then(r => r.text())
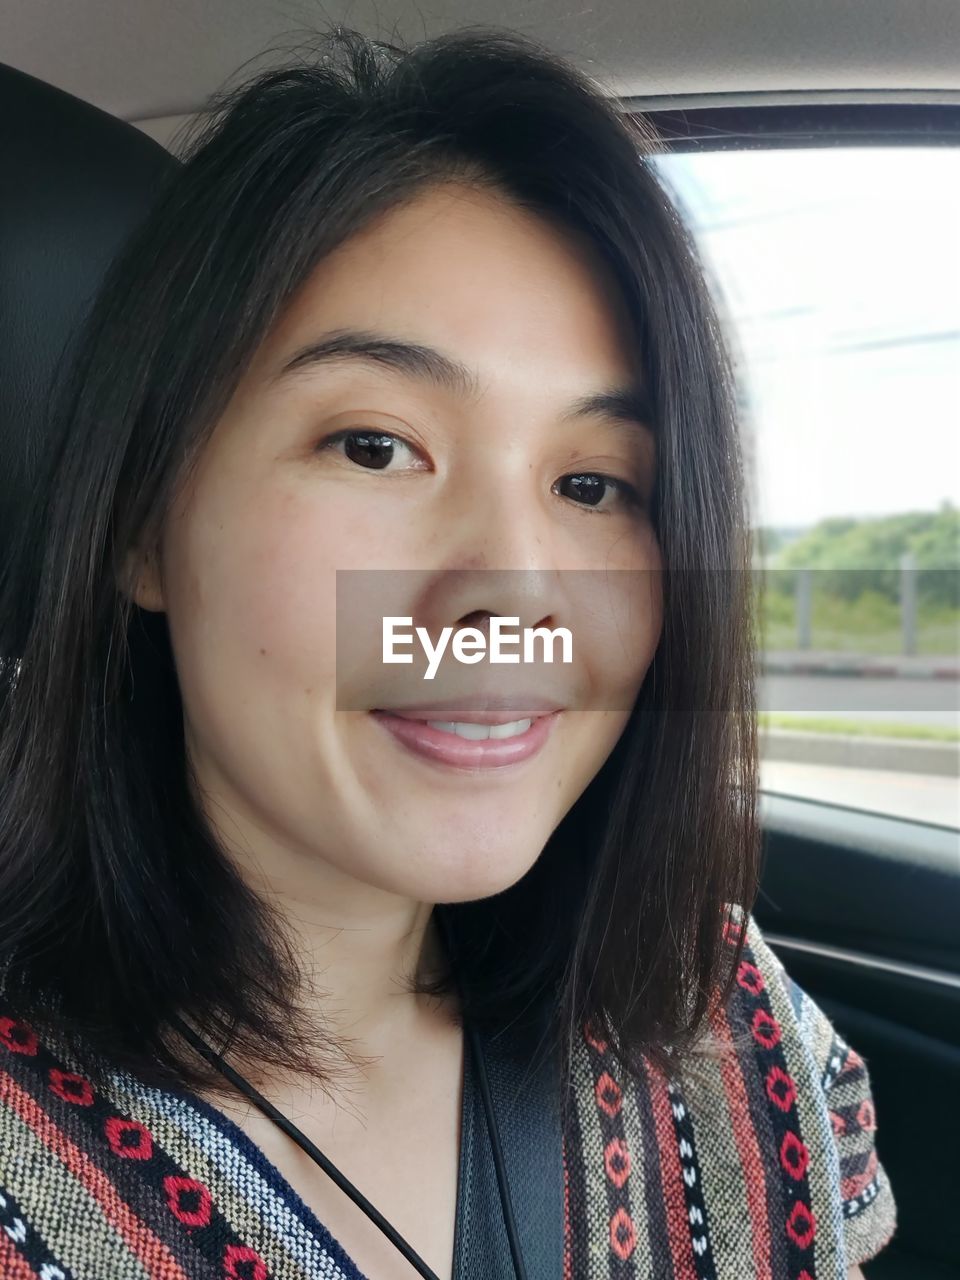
top-left (0, 25), bottom-right (759, 1103)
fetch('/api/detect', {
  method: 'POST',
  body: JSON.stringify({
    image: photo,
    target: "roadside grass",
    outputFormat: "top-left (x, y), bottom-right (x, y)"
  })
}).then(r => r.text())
top-left (758, 713), bottom-right (960, 742)
top-left (757, 591), bottom-right (959, 656)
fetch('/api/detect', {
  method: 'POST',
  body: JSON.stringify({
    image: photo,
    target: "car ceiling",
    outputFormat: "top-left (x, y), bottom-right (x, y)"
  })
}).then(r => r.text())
top-left (3, 0), bottom-right (960, 153)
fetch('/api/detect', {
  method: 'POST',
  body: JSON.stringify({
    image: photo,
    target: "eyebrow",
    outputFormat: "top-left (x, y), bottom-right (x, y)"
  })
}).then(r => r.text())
top-left (268, 328), bottom-right (654, 433)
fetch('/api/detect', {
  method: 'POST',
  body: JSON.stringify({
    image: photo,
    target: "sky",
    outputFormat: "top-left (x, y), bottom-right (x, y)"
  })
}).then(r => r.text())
top-left (652, 147), bottom-right (960, 530)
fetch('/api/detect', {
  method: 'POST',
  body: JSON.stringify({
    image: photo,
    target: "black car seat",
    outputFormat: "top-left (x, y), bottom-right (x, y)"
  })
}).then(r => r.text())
top-left (0, 61), bottom-right (178, 647)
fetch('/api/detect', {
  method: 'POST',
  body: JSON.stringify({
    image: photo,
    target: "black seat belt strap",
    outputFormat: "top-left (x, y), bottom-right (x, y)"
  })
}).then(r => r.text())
top-left (453, 1006), bottom-right (565, 1280)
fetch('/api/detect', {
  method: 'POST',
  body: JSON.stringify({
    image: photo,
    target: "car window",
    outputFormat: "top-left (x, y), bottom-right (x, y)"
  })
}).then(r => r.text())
top-left (653, 143), bottom-right (960, 828)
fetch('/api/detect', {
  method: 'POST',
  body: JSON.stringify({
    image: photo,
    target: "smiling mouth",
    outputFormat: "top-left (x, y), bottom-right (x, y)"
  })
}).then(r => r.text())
top-left (419, 717), bottom-right (533, 740)
top-left (368, 706), bottom-right (561, 770)
top-left (370, 694), bottom-right (565, 722)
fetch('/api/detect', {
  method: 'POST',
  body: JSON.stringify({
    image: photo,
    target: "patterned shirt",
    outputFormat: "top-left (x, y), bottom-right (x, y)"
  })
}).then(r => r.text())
top-left (0, 913), bottom-right (896, 1278)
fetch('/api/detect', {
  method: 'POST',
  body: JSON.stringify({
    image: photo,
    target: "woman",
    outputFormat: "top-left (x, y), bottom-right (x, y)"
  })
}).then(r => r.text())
top-left (0, 25), bottom-right (895, 1280)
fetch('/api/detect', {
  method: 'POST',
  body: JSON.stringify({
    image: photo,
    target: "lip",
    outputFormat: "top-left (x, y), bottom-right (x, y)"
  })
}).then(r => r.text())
top-left (369, 707), bottom-right (561, 770)
top-left (370, 695), bottom-right (565, 723)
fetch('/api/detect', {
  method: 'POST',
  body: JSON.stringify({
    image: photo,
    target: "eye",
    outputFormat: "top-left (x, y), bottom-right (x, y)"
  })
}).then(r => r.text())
top-left (553, 472), bottom-right (643, 513)
top-left (315, 428), bottom-right (427, 472)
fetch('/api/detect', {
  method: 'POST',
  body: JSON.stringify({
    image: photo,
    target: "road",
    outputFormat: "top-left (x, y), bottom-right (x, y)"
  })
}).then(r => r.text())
top-left (758, 674), bottom-right (960, 725)
top-left (756, 674), bottom-right (959, 826)
top-left (760, 759), bottom-right (959, 828)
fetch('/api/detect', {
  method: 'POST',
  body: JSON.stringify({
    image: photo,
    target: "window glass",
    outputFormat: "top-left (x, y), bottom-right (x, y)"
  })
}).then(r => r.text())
top-left (654, 145), bottom-right (960, 827)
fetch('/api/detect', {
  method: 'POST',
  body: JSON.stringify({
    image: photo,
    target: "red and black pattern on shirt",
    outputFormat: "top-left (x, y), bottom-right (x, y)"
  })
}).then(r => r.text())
top-left (664, 1076), bottom-right (717, 1279)
top-left (725, 924), bottom-right (819, 1280)
top-left (820, 1027), bottom-right (884, 1221)
top-left (0, 1179), bottom-right (76, 1279)
top-left (581, 1019), bottom-right (641, 1278)
top-left (0, 1008), bottom-right (265, 1280)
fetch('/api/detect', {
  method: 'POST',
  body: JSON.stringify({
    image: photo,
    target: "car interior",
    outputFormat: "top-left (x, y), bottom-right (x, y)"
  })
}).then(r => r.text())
top-left (1, 3), bottom-right (958, 1278)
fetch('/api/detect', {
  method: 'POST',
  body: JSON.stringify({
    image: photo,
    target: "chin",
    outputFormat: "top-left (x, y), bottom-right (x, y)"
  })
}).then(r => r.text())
top-left (382, 836), bottom-right (546, 905)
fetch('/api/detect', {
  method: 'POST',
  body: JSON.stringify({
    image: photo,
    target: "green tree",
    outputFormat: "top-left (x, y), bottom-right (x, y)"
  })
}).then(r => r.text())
top-left (772, 508), bottom-right (959, 607)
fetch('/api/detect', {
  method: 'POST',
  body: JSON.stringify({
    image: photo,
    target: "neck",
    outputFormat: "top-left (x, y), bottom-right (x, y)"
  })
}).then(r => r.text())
top-left (184, 769), bottom-right (462, 1101)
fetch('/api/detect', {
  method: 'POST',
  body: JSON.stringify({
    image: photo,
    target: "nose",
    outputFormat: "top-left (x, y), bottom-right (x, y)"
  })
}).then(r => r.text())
top-left (418, 568), bottom-right (563, 654)
top-left (423, 467), bottom-right (567, 641)
top-left (439, 462), bottom-right (558, 577)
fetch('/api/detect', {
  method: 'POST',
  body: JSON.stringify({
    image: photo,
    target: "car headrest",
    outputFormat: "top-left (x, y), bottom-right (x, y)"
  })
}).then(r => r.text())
top-left (0, 61), bottom-right (179, 574)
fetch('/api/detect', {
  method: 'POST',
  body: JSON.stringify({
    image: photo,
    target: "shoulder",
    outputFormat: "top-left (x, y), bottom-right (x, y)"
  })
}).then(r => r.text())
top-left (564, 909), bottom-right (897, 1279)
top-left (0, 980), bottom-right (363, 1280)
top-left (707, 910), bottom-right (898, 1270)
top-left (0, 977), bottom-right (158, 1279)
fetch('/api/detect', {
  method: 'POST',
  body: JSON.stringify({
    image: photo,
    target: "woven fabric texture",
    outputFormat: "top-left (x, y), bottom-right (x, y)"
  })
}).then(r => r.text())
top-left (0, 913), bottom-right (896, 1279)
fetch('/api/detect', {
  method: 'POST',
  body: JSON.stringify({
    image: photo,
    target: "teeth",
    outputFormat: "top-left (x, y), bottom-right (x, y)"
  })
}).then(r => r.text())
top-left (426, 718), bottom-right (533, 740)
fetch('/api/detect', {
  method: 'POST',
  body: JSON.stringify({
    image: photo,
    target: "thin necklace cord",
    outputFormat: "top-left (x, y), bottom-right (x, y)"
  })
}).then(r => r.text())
top-left (169, 1011), bottom-right (442, 1280)
top-left (167, 904), bottom-right (528, 1280)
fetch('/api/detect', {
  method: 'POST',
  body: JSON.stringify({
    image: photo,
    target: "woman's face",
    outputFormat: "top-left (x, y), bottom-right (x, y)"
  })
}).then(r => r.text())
top-left (136, 183), bottom-right (662, 905)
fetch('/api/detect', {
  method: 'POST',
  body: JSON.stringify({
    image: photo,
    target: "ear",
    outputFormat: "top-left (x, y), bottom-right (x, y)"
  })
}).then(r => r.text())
top-left (118, 543), bottom-right (166, 613)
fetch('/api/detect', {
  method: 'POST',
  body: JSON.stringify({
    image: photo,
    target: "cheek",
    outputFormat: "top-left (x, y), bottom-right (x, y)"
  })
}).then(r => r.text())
top-left (576, 527), bottom-right (663, 708)
top-left (165, 486), bottom-right (353, 697)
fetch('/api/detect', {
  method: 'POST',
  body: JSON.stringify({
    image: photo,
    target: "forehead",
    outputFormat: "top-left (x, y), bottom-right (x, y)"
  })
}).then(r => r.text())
top-left (251, 182), bottom-right (638, 388)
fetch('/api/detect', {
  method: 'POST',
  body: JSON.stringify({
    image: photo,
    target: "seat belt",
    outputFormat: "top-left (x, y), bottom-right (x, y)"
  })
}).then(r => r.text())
top-left (452, 1000), bottom-right (565, 1280)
